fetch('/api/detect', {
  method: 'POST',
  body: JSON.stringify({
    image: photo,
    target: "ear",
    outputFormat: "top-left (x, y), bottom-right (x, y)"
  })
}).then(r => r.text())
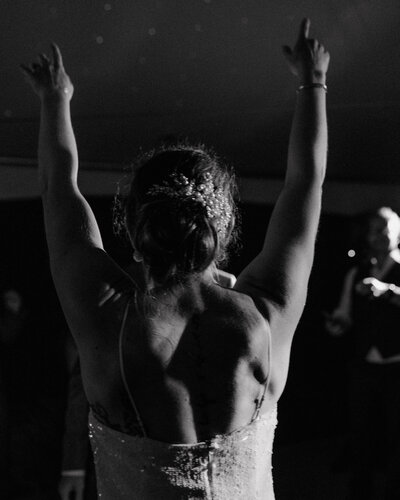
top-left (133, 249), bottom-right (143, 263)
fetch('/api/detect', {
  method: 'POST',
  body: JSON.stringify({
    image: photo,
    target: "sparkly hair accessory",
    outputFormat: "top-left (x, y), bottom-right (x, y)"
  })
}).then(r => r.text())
top-left (147, 172), bottom-right (232, 235)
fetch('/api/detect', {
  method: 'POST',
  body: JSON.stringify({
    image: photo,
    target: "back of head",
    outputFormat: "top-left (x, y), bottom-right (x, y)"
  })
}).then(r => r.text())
top-left (363, 206), bottom-right (400, 255)
top-left (119, 145), bottom-right (237, 286)
top-left (374, 207), bottom-right (400, 236)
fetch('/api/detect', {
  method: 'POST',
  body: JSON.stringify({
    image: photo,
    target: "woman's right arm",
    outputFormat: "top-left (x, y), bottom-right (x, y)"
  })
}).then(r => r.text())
top-left (21, 46), bottom-right (131, 342)
top-left (236, 19), bottom-right (330, 343)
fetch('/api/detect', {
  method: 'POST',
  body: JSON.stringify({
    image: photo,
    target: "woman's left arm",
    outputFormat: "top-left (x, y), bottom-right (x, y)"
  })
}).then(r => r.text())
top-left (21, 46), bottom-right (129, 336)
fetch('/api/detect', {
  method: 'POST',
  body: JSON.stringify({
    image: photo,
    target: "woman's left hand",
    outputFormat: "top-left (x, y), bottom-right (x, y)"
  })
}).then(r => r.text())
top-left (282, 18), bottom-right (330, 84)
top-left (21, 43), bottom-right (74, 100)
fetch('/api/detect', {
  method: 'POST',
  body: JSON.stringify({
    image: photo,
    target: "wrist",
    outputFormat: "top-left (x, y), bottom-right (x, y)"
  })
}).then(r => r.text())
top-left (40, 89), bottom-right (72, 105)
top-left (299, 71), bottom-right (327, 86)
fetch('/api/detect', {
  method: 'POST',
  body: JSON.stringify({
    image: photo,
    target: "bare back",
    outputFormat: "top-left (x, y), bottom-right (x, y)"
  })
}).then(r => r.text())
top-left (80, 278), bottom-right (275, 444)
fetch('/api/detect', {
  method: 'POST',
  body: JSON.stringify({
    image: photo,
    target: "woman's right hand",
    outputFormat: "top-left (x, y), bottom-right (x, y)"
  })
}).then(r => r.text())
top-left (324, 309), bottom-right (351, 337)
top-left (282, 18), bottom-right (330, 84)
top-left (21, 43), bottom-right (74, 101)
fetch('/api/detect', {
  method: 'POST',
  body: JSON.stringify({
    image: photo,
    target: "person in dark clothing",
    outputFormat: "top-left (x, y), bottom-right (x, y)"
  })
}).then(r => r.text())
top-left (326, 206), bottom-right (400, 500)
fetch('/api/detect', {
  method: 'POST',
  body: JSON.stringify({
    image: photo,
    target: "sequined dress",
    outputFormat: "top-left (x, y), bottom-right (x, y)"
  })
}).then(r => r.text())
top-left (89, 302), bottom-right (278, 499)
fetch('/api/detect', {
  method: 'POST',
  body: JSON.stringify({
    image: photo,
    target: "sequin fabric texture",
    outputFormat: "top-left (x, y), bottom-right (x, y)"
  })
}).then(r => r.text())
top-left (89, 406), bottom-right (277, 499)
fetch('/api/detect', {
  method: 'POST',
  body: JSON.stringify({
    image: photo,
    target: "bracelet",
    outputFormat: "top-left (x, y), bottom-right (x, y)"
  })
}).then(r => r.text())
top-left (297, 83), bottom-right (328, 93)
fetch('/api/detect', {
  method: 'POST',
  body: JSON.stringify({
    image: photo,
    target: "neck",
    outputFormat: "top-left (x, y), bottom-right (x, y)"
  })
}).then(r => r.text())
top-left (142, 266), bottom-right (217, 317)
top-left (144, 264), bottom-right (217, 293)
top-left (372, 248), bottom-right (400, 267)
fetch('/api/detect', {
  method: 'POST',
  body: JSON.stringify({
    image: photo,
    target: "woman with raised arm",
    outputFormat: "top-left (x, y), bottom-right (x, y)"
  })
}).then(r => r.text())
top-left (22, 18), bottom-right (329, 500)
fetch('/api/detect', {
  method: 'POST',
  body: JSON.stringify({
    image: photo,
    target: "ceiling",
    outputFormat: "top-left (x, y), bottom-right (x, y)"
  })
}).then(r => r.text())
top-left (1, 0), bottom-right (400, 193)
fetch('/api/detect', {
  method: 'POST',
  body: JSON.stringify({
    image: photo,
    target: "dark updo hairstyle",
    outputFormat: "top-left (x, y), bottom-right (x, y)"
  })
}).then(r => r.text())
top-left (117, 144), bottom-right (238, 286)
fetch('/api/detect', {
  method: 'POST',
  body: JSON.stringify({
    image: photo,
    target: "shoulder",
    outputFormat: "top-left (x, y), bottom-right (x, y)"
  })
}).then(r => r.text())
top-left (203, 286), bottom-right (270, 352)
top-left (207, 284), bottom-right (266, 321)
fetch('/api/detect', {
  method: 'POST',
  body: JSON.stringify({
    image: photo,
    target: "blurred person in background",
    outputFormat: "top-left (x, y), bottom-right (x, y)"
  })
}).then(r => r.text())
top-left (326, 206), bottom-right (400, 500)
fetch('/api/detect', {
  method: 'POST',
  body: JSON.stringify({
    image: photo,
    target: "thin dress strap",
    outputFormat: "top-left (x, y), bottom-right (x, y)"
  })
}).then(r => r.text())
top-left (252, 326), bottom-right (273, 421)
top-left (118, 298), bottom-right (147, 437)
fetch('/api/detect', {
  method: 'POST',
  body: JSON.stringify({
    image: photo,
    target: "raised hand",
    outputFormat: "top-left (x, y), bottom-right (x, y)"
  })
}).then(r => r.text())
top-left (283, 18), bottom-right (330, 84)
top-left (21, 44), bottom-right (73, 100)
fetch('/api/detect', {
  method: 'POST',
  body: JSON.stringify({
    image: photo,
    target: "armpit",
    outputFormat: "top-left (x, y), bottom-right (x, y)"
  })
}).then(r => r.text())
top-left (97, 276), bottom-right (136, 307)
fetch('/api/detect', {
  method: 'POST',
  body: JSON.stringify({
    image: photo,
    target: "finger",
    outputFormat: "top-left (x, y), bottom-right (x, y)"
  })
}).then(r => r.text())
top-left (39, 53), bottom-right (51, 66)
top-left (298, 17), bottom-right (311, 42)
top-left (19, 64), bottom-right (35, 76)
top-left (306, 39), bottom-right (318, 51)
top-left (325, 50), bottom-right (331, 63)
top-left (39, 55), bottom-right (51, 74)
top-left (51, 43), bottom-right (63, 69)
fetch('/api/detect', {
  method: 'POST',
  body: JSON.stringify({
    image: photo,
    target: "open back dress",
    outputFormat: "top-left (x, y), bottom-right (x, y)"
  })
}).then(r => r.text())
top-left (89, 298), bottom-right (278, 499)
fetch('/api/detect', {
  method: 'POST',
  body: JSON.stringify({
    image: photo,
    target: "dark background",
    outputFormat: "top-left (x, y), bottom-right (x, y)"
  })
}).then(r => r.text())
top-left (0, 0), bottom-right (400, 182)
top-left (1, 1), bottom-right (400, 497)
